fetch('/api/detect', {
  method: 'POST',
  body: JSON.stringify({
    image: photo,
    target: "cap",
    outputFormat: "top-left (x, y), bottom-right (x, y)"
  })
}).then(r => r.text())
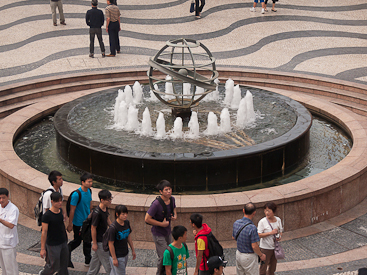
top-left (207, 256), bottom-right (228, 269)
top-left (91, 0), bottom-right (98, 5)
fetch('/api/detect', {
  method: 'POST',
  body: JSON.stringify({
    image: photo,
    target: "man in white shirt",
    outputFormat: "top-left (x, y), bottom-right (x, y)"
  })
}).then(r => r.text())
top-left (0, 187), bottom-right (19, 275)
top-left (43, 171), bottom-right (63, 214)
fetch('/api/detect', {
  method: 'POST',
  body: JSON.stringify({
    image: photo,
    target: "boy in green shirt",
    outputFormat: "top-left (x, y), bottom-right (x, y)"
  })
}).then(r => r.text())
top-left (163, 225), bottom-right (189, 275)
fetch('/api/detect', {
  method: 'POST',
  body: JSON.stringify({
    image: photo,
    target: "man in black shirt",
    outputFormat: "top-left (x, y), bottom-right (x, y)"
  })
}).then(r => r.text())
top-left (87, 190), bottom-right (112, 275)
top-left (86, 0), bottom-right (105, 58)
top-left (40, 192), bottom-right (69, 275)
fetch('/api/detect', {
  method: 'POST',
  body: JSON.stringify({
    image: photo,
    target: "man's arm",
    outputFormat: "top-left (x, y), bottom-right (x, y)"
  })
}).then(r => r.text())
top-left (0, 218), bottom-right (15, 229)
top-left (251, 242), bottom-right (266, 262)
top-left (194, 250), bottom-right (203, 275)
top-left (144, 213), bottom-right (169, 227)
top-left (40, 222), bottom-right (48, 259)
top-left (171, 207), bottom-right (177, 221)
top-left (106, 17), bottom-right (110, 32)
top-left (91, 225), bottom-right (98, 251)
top-left (67, 205), bottom-right (76, 232)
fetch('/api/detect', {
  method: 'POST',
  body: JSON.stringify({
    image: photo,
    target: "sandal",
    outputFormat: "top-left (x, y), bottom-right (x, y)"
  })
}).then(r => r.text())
top-left (264, 8), bottom-right (268, 12)
top-left (271, 9), bottom-right (277, 12)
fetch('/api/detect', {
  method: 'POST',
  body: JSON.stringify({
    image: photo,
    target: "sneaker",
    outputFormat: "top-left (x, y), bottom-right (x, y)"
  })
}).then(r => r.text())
top-left (250, 7), bottom-right (255, 12)
top-left (89, 53), bottom-right (94, 58)
top-left (261, 8), bottom-right (265, 14)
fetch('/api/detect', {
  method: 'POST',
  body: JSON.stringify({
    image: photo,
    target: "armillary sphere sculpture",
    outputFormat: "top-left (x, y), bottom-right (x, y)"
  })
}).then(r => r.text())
top-left (148, 38), bottom-right (219, 117)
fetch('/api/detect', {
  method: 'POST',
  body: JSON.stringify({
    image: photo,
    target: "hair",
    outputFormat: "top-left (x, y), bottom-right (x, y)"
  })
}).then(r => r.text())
top-left (172, 225), bottom-right (187, 241)
top-left (156, 180), bottom-right (172, 192)
top-left (244, 203), bottom-right (256, 215)
top-left (48, 170), bottom-right (62, 186)
top-left (80, 172), bottom-right (93, 183)
top-left (0, 188), bottom-right (9, 196)
top-left (115, 205), bottom-right (128, 218)
top-left (91, 0), bottom-right (98, 5)
top-left (264, 202), bottom-right (277, 213)
top-left (98, 189), bottom-right (112, 201)
top-left (51, 192), bottom-right (63, 202)
top-left (190, 213), bottom-right (203, 228)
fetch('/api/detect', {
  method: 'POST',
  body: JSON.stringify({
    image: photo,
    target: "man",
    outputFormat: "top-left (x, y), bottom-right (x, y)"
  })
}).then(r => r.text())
top-left (0, 188), bottom-right (19, 275)
top-left (190, 213), bottom-right (211, 275)
top-left (86, 0), bottom-right (106, 58)
top-left (87, 189), bottom-right (112, 275)
top-left (232, 203), bottom-right (266, 275)
top-left (43, 170), bottom-right (63, 214)
top-left (40, 192), bottom-right (69, 275)
top-left (207, 256), bottom-right (227, 275)
top-left (163, 225), bottom-right (189, 275)
top-left (145, 180), bottom-right (177, 275)
top-left (67, 173), bottom-right (93, 267)
top-left (50, 0), bottom-right (66, 26)
top-left (105, 0), bottom-right (121, 57)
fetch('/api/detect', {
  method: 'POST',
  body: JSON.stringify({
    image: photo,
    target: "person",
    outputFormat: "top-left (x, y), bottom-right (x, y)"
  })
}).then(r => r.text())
top-left (67, 172), bottom-right (93, 267)
top-left (195, 0), bottom-right (205, 19)
top-left (232, 203), bottom-right (266, 275)
top-left (163, 225), bottom-right (189, 275)
top-left (250, 0), bottom-right (266, 14)
top-left (107, 205), bottom-right (136, 275)
top-left (43, 170), bottom-right (63, 214)
top-left (87, 190), bottom-right (113, 275)
top-left (105, 0), bottom-right (121, 57)
top-left (257, 202), bottom-right (283, 275)
top-left (190, 213), bottom-right (211, 275)
top-left (40, 192), bottom-right (69, 275)
top-left (50, 0), bottom-right (66, 26)
top-left (145, 180), bottom-right (177, 275)
top-left (207, 256), bottom-right (227, 275)
top-left (0, 188), bottom-right (19, 275)
top-left (264, 0), bottom-right (278, 12)
top-left (86, 0), bottom-right (106, 58)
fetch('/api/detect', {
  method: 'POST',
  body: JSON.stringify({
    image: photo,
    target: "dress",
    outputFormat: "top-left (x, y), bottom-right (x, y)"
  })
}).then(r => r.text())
top-left (163, 244), bottom-right (189, 275)
top-left (258, 216), bottom-right (283, 275)
top-left (194, 223), bottom-right (211, 273)
top-left (105, 4), bottom-right (121, 55)
top-left (86, 7), bottom-right (105, 55)
top-left (50, 0), bottom-right (65, 25)
top-left (0, 201), bottom-right (19, 275)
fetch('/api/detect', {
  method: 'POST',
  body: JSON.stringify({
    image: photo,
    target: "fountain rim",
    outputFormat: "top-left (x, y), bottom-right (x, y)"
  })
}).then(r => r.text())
top-left (53, 86), bottom-right (312, 161)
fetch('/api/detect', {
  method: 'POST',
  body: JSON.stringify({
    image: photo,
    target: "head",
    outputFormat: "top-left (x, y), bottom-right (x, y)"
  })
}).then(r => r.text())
top-left (50, 192), bottom-right (63, 209)
top-left (264, 202), bottom-right (277, 218)
top-left (172, 225), bottom-right (188, 243)
top-left (157, 180), bottom-right (172, 199)
top-left (80, 172), bottom-right (93, 189)
top-left (0, 188), bottom-right (9, 207)
top-left (207, 256), bottom-right (227, 275)
top-left (48, 170), bottom-right (63, 187)
top-left (115, 204), bottom-right (128, 220)
top-left (91, 0), bottom-right (98, 6)
top-left (98, 189), bottom-right (112, 206)
top-left (190, 213), bottom-right (203, 229)
top-left (243, 203), bottom-right (256, 218)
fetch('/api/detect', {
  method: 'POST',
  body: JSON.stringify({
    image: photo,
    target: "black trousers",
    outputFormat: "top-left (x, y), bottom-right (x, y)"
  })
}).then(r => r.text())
top-left (67, 225), bottom-right (91, 264)
top-left (108, 21), bottom-right (120, 55)
top-left (89, 28), bottom-right (105, 54)
top-left (195, 0), bottom-right (205, 16)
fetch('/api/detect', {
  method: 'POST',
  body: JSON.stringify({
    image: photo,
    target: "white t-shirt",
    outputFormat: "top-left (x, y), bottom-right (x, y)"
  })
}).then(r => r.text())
top-left (0, 201), bottom-right (19, 248)
top-left (258, 216), bottom-right (283, 250)
top-left (42, 186), bottom-right (63, 214)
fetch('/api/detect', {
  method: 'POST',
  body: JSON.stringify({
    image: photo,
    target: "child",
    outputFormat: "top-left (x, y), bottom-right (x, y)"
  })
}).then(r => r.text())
top-left (207, 256), bottom-right (227, 275)
top-left (107, 205), bottom-right (136, 275)
top-left (163, 225), bottom-right (189, 275)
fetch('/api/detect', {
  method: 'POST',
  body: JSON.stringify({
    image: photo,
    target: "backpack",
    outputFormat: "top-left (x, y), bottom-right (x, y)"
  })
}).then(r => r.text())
top-left (146, 196), bottom-right (174, 225)
top-left (34, 188), bottom-right (55, 226)
top-left (80, 207), bottom-right (101, 243)
top-left (102, 222), bottom-right (116, 252)
top-left (66, 188), bottom-right (92, 217)
top-left (160, 243), bottom-right (188, 275)
top-left (196, 232), bottom-right (224, 264)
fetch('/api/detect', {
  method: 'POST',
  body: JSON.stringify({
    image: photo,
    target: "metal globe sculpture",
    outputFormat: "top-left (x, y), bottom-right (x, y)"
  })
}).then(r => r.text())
top-left (148, 38), bottom-right (218, 117)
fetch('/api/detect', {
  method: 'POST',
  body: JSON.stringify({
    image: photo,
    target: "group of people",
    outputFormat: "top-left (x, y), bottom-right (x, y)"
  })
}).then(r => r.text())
top-left (250, 0), bottom-right (278, 14)
top-left (0, 172), bottom-right (283, 275)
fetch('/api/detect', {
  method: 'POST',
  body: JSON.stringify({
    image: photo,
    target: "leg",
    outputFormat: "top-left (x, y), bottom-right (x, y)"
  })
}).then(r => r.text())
top-left (96, 242), bottom-right (112, 274)
top-left (68, 225), bottom-right (82, 265)
top-left (116, 30), bottom-right (120, 53)
top-left (95, 28), bottom-right (105, 54)
top-left (109, 256), bottom-right (127, 275)
top-left (89, 29), bottom-right (96, 55)
top-left (108, 22), bottom-right (117, 55)
top-left (83, 240), bottom-right (92, 264)
top-left (195, 0), bottom-right (200, 16)
top-left (86, 247), bottom-right (101, 275)
top-left (235, 250), bottom-right (245, 275)
top-left (50, 1), bottom-right (57, 25)
top-left (58, 0), bottom-right (65, 23)
top-left (198, 0), bottom-right (205, 14)
top-left (153, 235), bottom-right (170, 275)
top-left (267, 249), bottom-right (277, 275)
top-left (0, 248), bottom-right (19, 275)
top-left (59, 242), bottom-right (69, 275)
top-left (41, 244), bottom-right (61, 275)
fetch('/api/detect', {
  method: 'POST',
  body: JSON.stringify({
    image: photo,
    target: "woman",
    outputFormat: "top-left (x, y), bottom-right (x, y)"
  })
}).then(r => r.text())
top-left (258, 202), bottom-right (283, 275)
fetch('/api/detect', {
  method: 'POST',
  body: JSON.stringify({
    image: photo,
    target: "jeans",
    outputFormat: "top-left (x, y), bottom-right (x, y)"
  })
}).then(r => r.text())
top-left (152, 234), bottom-right (172, 275)
top-left (108, 21), bottom-right (120, 55)
top-left (50, 0), bottom-right (65, 24)
top-left (109, 255), bottom-right (128, 275)
top-left (68, 225), bottom-right (91, 264)
top-left (89, 28), bottom-right (105, 54)
top-left (87, 242), bottom-right (111, 275)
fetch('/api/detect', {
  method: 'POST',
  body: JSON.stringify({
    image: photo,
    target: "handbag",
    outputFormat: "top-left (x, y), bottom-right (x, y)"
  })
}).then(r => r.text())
top-left (190, 0), bottom-right (195, 13)
top-left (266, 218), bottom-right (285, 260)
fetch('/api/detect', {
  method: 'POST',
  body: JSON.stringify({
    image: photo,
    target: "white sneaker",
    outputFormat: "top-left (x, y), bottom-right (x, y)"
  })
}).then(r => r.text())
top-left (250, 7), bottom-right (256, 12)
top-left (261, 8), bottom-right (265, 14)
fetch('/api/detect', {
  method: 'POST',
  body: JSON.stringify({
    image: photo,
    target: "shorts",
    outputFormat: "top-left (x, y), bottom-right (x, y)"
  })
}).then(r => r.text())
top-left (254, 0), bottom-right (265, 3)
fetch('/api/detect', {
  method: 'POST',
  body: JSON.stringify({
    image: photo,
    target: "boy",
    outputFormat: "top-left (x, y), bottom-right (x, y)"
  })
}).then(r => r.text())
top-left (0, 188), bottom-right (19, 275)
top-left (207, 256), bottom-right (227, 275)
top-left (40, 192), bottom-right (69, 275)
top-left (87, 190), bottom-right (112, 275)
top-left (163, 225), bottom-right (189, 275)
top-left (190, 213), bottom-right (211, 275)
top-left (145, 180), bottom-right (177, 275)
top-left (43, 170), bottom-right (63, 214)
top-left (67, 172), bottom-right (93, 267)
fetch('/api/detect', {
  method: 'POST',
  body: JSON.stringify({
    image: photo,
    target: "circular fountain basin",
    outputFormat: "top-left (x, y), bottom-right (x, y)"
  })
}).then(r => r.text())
top-left (54, 86), bottom-right (312, 192)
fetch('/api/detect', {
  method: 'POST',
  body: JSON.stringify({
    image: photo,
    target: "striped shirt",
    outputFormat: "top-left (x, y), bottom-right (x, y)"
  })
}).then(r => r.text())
top-left (105, 4), bottom-right (120, 22)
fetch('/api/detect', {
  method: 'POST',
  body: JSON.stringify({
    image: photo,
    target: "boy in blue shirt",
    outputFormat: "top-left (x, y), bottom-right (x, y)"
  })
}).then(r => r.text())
top-left (67, 173), bottom-right (93, 267)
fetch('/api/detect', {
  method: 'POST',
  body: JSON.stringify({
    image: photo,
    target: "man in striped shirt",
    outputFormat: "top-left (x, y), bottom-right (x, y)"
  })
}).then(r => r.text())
top-left (105, 0), bottom-right (121, 57)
